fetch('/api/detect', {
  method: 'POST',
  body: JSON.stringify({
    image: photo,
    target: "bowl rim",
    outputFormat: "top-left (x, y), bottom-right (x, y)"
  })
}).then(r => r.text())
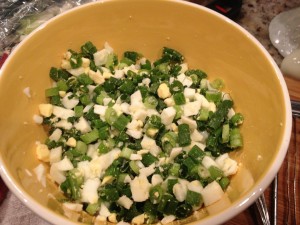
top-left (0, 0), bottom-right (292, 224)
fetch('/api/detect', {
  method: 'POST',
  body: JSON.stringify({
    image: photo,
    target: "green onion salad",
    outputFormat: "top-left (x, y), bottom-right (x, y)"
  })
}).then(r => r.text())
top-left (35, 41), bottom-right (244, 224)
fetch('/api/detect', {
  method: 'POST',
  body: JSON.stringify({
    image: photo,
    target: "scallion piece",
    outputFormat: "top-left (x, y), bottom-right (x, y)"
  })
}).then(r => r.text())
top-left (141, 153), bottom-right (158, 167)
top-left (188, 145), bottom-right (205, 162)
top-left (74, 105), bottom-right (83, 117)
top-left (98, 138), bottom-right (115, 154)
top-left (183, 157), bottom-right (197, 174)
top-left (144, 96), bottom-right (158, 109)
top-left (45, 87), bottom-right (59, 97)
top-left (205, 90), bottom-right (222, 103)
top-left (173, 92), bottom-right (186, 105)
top-left (219, 177), bottom-right (230, 190)
top-left (173, 105), bottom-right (183, 119)
top-left (185, 190), bottom-right (203, 206)
top-left (129, 161), bottom-right (140, 175)
top-left (210, 78), bottom-right (224, 90)
top-left (197, 108), bottom-right (210, 121)
top-left (149, 185), bottom-right (164, 204)
top-left (178, 124), bottom-right (191, 147)
top-left (98, 126), bottom-right (109, 140)
top-left (230, 113), bottom-right (244, 126)
top-left (79, 94), bottom-right (91, 105)
top-left (86, 202), bottom-right (100, 215)
top-left (56, 80), bottom-right (69, 91)
top-left (170, 80), bottom-right (184, 94)
top-left (74, 141), bottom-right (87, 155)
top-left (222, 123), bottom-right (230, 143)
top-left (169, 163), bottom-right (180, 176)
top-left (100, 186), bottom-right (119, 202)
top-left (198, 165), bottom-right (210, 179)
top-left (70, 53), bottom-right (82, 69)
top-left (80, 129), bottom-right (99, 144)
top-left (158, 194), bottom-right (178, 215)
top-left (113, 114), bottom-right (130, 131)
top-left (119, 79), bottom-right (135, 95)
top-left (120, 147), bottom-right (133, 159)
top-left (105, 107), bottom-right (118, 125)
top-left (81, 41), bottom-right (97, 57)
top-left (96, 91), bottom-right (108, 105)
top-left (230, 128), bottom-right (243, 148)
top-left (208, 166), bottom-right (223, 180)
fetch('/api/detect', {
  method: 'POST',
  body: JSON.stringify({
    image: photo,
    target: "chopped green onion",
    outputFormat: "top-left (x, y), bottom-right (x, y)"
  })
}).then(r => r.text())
top-left (124, 51), bottom-right (142, 63)
top-left (141, 153), bottom-right (158, 167)
top-left (119, 79), bottom-right (135, 95)
top-left (178, 124), bottom-right (191, 147)
top-left (173, 92), bottom-right (186, 105)
top-left (144, 96), bottom-right (158, 109)
top-left (79, 94), bottom-right (91, 105)
top-left (75, 141), bottom-right (88, 155)
top-left (162, 47), bottom-right (184, 64)
top-left (120, 57), bottom-right (134, 66)
top-left (206, 90), bottom-right (222, 103)
top-left (173, 105), bottom-right (183, 119)
top-left (230, 113), bottom-right (244, 126)
top-left (81, 41), bottom-right (97, 57)
top-left (100, 186), bottom-right (119, 202)
top-left (208, 166), bottom-right (223, 180)
top-left (113, 114), bottom-right (130, 131)
top-left (170, 80), bottom-right (184, 94)
top-left (80, 129), bottom-right (99, 144)
top-left (198, 165), bottom-right (210, 179)
top-left (45, 87), bottom-right (59, 97)
top-left (98, 126), bottom-right (109, 140)
top-left (78, 74), bottom-right (93, 85)
top-left (230, 128), bottom-right (243, 148)
top-left (185, 190), bottom-right (203, 206)
top-left (197, 108), bottom-right (210, 121)
top-left (222, 123), bottom-right (230, 143)
top-left (120, 147), bottom-right (133, 159)
top-left (56, 80), bottom-right (69, 91)
top-left (219, 177), bottom-right (230, 190)
top-left (70, 53), bottom-right (82, 69)
top-left (157, 62), bottom-right (170, 74)
top-left (98, 138), bottom-right (115, 154)
top-left (210, 78), bottom-right (224, 90)
top-left (158, 194), bottom-right (178, 215)
top-left (105, 107), bottom-right (118, 125)
top-left (188, 145), bottom-right (205, 162)
top-left (169, 163), bottom-right (180, 176)
top-left (50, 95), bottom-right (61, 105)
top-left (129, 161), bottom-right (140, 175)
top-left (167, 179), bottom-right (178, 193)
top-left (96, 91), bottom-right (108, 105)
top-left (175, 203), bottom-right (193, 219)
top-left (183, 157), bottom-right (197, 173)
top-left (149, 185), bottom-right (164, 204)
top-left (86, 202), bottom-right (100, 215)
top-left (74, 105), bottom-right (83, 117)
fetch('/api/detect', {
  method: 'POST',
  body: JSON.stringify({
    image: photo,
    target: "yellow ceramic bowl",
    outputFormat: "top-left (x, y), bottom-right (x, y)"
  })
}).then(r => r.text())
top-left (0, 0), bottom-right (292, 224)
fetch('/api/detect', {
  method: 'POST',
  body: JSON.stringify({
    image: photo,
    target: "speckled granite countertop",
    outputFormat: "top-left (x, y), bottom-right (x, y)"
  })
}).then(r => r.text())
top-left (197, 0), bottom-right (300, 65)
top-left (236, 0), bottom-right (300, 65)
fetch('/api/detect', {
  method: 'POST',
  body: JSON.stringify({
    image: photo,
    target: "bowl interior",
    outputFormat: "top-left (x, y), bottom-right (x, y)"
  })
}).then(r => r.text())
top-left (0, 0), bottom-right (290, 224)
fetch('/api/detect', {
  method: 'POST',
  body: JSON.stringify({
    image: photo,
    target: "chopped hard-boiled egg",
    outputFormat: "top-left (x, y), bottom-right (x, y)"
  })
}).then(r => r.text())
top-left (35, 42), bottom-right (244, 224)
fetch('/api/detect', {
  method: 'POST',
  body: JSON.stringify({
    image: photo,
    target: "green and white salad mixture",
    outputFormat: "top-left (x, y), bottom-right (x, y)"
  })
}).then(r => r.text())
top-left (36, 42), bottom-right (244, 225)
